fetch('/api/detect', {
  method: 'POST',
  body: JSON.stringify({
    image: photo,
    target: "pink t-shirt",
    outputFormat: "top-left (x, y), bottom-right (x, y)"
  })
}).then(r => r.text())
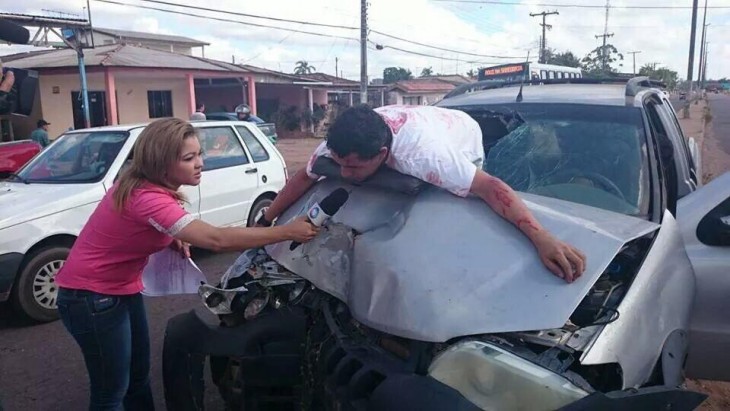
top-left (55, 183), bottom-right (195, 295)
top-left (306, 105), bottom-right (485, 197)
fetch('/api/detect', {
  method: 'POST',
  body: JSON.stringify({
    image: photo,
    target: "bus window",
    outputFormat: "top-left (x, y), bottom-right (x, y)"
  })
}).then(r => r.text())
top-left (541, 70), bottom-right (547, 79)
top-left (549, 71), bottom-right (556, 79)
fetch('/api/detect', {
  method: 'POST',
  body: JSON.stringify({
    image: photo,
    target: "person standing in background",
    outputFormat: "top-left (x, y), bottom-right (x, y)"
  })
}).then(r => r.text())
top-left (30, 119), bottom-right (50, 147)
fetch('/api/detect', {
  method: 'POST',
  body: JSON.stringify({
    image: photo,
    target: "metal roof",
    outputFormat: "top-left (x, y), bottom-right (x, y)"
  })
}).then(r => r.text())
top-left (389, 79), bottom-right (456, 93)
top-left (2, 44), bottom-right (249, 72)
top-left (92, 27), bottom-right (209, 46)
top-left (437, 83), bottom-right (631, 107)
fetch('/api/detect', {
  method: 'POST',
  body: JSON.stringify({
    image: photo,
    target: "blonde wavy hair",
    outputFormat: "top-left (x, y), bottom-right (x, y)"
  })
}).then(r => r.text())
top-left (112, 118), bottom-right (198, 211)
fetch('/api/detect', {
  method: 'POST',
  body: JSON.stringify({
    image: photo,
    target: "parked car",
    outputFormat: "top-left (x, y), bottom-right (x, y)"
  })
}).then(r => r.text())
top-left (0, 140), bottom-right (41, 179)
top-left (0, 120), bottom-right (287, 322)
top-left (162, 77), bottom-right (730, 410)
top-left (203, 113), bottom-right (278, 144)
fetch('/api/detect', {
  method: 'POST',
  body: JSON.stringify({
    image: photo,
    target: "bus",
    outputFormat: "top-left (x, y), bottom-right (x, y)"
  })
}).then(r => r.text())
top-left (478, 62), bottom-right (583, 82)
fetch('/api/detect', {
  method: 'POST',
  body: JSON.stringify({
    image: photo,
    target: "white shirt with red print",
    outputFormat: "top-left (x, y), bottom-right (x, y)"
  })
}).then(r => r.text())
top-left (305, 105), bottom-right (485, 197)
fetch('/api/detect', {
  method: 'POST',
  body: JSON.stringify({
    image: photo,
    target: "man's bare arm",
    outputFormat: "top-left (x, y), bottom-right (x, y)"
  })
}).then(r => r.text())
top-left (259, 169), bottom-right (317, 224)
top-left (470, 170), bottom-right (586, 282)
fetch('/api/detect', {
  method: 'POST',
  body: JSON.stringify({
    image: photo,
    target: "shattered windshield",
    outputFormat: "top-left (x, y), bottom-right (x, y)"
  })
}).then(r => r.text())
top-left (17, 131), bottom-right (129, 184)
top-left (466, 103), bottom-right (650, 217)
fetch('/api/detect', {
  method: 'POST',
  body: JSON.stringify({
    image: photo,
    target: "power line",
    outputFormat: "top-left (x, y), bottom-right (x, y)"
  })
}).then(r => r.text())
top-left (95, 0), bottom-right (526, 61)
top-left (430, 0), bottom-right (730, 9)
top-left (370, 30), bottom-right (525, 58)
top-left (369, 41), bottom-right (513, 66)
top-left (137, 0), bottom-right (358, 30)
top-left (92, 0), bottom-right (359, 41)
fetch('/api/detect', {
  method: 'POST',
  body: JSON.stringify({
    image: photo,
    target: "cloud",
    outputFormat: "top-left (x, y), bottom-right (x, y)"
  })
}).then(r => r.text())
top-left (1, 0), bottom-right (728, 80)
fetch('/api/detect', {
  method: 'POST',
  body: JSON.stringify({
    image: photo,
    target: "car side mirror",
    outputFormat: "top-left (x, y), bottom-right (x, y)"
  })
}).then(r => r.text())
top-left (697, 197), bottom-right (730, 246)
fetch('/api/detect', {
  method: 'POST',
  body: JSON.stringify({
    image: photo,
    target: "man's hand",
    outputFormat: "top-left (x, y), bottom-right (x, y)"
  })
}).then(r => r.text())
top-left (470, 171), bottom-right (587, 283)
top-left (532, 231), bottom-right (586, 283)
top-left (0, 69), bottom-right (14, 93)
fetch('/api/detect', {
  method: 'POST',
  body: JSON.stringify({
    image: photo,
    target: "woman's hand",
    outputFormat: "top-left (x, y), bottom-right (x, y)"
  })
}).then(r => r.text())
top-left (170, 239), bottom-right (191, 258)
top-left (283, 216), bottom-right (320, 243)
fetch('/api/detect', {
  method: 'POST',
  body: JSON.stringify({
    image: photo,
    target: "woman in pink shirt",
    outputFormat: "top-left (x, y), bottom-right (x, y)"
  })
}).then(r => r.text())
top-left (54, 118), bottom-right (318, 411)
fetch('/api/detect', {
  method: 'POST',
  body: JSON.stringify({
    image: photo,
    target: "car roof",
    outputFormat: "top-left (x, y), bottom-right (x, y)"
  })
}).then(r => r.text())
top-left (64, 120), bottom-right (260, 134)
top-left (438, 83), bottom-right (632, 108)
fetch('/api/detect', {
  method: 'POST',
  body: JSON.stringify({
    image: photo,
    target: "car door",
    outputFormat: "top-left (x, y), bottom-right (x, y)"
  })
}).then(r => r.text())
top-left (677, 171), bottom-right (730, 382)
top-left (196, 125), bottom-right (257, 227)
top-left (235, 124), bottom-right (286, 189)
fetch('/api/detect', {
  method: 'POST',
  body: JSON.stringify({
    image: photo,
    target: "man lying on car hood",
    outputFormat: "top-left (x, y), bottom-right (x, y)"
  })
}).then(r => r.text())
top-left (257, 104), bottom-right (586, 282)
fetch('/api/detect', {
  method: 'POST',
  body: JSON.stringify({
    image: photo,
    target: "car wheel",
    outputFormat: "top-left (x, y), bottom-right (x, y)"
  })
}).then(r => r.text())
top-left (12, 246), bottom-right (69, 322)
top-left (248, 197), bottom-right (273, 227)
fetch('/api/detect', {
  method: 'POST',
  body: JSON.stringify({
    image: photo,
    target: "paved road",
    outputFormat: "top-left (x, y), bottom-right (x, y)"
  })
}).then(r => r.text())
top-left (708, 93), bottom-right (730, 155)
top-left (0, 250), bottom-right (236, 410)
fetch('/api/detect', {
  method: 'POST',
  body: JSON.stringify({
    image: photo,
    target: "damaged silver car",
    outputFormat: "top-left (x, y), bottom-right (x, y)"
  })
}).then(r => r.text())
top-left (162, 78), bottom-right (730, 410)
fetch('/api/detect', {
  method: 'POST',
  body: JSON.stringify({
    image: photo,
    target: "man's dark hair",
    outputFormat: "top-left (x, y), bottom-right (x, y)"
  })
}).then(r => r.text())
top-left (326, 104), bottom-right (392, 159)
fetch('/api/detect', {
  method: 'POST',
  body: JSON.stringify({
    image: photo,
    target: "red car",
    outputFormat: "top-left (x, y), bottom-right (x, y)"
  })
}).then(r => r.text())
top-left (0, 140), bottom-right (42, 179)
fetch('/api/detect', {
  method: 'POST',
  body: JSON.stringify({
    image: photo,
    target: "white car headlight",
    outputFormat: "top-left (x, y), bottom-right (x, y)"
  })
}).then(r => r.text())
top-left (428, 340), bottom-right (588, 411)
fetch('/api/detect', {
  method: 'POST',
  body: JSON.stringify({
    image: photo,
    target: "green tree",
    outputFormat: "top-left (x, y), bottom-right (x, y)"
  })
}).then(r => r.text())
top-left (466, 69), bottom-right (476, 79)
top-left (581, 44), bottom-right (624, 78)
top-left (638, 63), bottom-right (679, 90)
top-left (544, 49), bottom-right (582, 68)
top-left (421, 67), bottom-right (434, 77)
top-left (383, 67), bottom-right (413, 84)
top-left (294, 60), bottom-right (316, 75)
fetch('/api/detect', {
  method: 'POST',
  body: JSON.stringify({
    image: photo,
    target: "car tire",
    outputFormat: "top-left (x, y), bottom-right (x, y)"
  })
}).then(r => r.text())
top-left (248, 197), bottom-right (273, 227)
top-left (12, 246), bottom-right (69, 323)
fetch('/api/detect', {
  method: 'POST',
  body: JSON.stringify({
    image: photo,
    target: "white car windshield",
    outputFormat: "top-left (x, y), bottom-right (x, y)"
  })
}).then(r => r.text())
top-left (17, 131), bottom-right (129, 184)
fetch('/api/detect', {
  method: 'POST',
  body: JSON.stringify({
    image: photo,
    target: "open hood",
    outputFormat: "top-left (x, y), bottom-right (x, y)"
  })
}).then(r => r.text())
top-left (266, 179), bottom-right (659, 342)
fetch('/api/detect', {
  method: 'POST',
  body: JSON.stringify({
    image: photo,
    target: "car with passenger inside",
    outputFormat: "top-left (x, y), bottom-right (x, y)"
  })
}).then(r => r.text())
top-left (0, 120), bottom-right (287, 322)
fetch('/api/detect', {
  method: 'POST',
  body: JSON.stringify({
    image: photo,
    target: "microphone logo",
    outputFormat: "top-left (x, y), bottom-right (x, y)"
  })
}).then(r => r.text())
top-left (308, 207), bottom-right (320, 220)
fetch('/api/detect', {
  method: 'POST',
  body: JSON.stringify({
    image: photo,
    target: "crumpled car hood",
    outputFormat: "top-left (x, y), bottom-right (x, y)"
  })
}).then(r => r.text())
top-left (266, 179), bottom-right (659, 342)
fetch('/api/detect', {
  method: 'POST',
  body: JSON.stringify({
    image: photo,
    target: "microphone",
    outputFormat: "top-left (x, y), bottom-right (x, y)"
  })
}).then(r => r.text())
top-left (0, 19), bottom-right (30, 45)
top-left (290, 188), bottom-right (349, 251)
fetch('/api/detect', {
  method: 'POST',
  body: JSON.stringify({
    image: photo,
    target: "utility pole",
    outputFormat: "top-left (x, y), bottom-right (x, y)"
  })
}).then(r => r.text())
top-left (684, 0), bottom-right (699, 117)
top-left (594, 33), bottom-right (614, 70)
top-left (530, 10), bottom-right (559, 64)
top-left (700, 42), bottom-right (710, 88)
top-left (699, 24), bottom-right (709, 89)
top-left (335, 57), bottom-right (339, 79)
top-left (627, 51), bottom-right (641, 74)
top-left (594, 0), bottom-right (614, 71)
top-left (698, 0), bottom-right (708, 90)
top-left (360, 0), bottom-right (368, 104)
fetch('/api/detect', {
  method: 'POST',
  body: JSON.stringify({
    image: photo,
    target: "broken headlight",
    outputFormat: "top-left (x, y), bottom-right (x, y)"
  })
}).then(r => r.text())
top-left (428, 340), bottom-right (588, 411)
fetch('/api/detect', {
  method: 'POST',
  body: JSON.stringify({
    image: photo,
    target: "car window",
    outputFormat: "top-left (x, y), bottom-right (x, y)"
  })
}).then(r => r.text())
top-left (235, 126), bottom-right (270, 162)
top-left (18, 131), bottom-right (129, 183)
top-left (198, 126), bottom-right (249, 171)
top-left (473, 103), bottom-right (650, 217)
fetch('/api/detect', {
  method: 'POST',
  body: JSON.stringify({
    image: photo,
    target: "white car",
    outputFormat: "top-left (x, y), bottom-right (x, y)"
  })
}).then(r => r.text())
top-left (0, 120), bottom-right (287, 322)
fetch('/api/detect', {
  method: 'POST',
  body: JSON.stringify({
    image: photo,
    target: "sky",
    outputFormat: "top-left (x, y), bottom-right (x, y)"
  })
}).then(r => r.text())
top-left (1, 0), bottom-right (729, 81)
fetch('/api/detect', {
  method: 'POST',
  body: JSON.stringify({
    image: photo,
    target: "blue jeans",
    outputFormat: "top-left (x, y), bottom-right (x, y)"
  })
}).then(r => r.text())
top-left (57, 287), bottom-right (154, 411)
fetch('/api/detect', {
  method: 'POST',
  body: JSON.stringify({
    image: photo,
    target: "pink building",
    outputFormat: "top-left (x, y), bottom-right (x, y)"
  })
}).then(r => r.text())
top-left (0, 44), bottom-right (369, 141)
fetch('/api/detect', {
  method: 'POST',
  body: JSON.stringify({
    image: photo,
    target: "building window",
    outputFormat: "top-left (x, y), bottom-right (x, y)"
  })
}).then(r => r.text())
top-left (147, 90), bottom-right (173, 118)
top-left (403, 96), bottom-right (422, 105)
